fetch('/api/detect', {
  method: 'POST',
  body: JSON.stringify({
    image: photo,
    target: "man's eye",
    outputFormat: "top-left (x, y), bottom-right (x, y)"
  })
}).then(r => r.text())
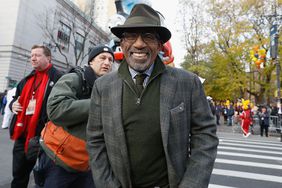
top-left (127, 34), bottom-right (137, 39)
top-left (143, 34), bottom-right (156, 40)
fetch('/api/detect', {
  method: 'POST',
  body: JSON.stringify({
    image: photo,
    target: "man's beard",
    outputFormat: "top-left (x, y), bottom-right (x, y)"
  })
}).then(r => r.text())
top-left (126, 54), bottom-right (154, 72)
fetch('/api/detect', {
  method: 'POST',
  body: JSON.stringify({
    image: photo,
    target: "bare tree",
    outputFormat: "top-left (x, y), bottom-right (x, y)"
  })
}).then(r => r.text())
top-left (37, 0), bottom-right (107, 68)
top-left (179, 0), bottom-right (209, 75)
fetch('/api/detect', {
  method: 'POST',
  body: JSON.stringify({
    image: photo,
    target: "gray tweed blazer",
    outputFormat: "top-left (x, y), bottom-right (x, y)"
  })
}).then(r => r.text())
top-left (86, 65), bottom-right (218, 188)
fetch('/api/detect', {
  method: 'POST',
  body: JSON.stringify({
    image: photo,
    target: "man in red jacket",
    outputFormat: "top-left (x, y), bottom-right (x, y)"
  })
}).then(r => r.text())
top-left (10, 45), bottom-right (63, 188)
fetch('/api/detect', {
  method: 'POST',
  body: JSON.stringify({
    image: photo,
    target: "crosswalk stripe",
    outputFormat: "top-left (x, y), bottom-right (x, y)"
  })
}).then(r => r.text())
top-left (219, 137), bottom-right (282, 145)
top-left (217, 151), bottom-right (282, 161)
top-left (215, 158), bottom-right (282, 170)
top-left (219, 142), bottom-right (282, 151)
top-left (219, 139), bottom-right (282, 147)
top-left (213, 134), bottom-right (282, 187)
top-left (212, 169), bottom-right (282, 183)
top-left (208, 184), bottom-right (237, 188)
top-left (218, 146), bottom-right (282, 155)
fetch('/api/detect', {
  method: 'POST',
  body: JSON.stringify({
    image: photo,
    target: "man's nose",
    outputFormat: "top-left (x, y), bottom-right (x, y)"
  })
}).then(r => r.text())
top-left (133, 35), bottom-right (146, 47)
top-left (103, 58), bottom-right (112, 66)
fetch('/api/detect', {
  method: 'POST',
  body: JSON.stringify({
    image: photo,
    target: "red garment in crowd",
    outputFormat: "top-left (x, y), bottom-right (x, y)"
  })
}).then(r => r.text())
top-left (11, 64), bottom-right (52, 152)
top-left (240, 108), bottom-right (252, 136)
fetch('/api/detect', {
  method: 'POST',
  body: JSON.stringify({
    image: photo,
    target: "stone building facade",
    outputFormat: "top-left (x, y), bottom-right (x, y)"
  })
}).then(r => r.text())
top-left (0, 0), bottom-right (110, 92)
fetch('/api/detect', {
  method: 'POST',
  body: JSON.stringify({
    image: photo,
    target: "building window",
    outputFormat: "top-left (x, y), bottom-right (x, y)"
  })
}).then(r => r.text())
top-left (75, 33), bottom-right (84, 52)
top-left (88, 41), bottom-right (96, 53)
top-left (57, 21), bottom-right (71, 50)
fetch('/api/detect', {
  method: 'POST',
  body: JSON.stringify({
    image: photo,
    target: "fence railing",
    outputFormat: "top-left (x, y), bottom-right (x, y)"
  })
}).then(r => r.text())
top-left (269, 116), bottom-right (281, 132)
top-left (232, 114), bottom-right (282, 141)
top-left (251, 115), bottom-right (281, 131)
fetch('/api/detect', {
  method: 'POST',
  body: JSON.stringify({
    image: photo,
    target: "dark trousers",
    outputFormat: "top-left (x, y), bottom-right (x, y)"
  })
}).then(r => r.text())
top-left (43, 160), bottom-right (95, 188)
top-left (260, 124), bottom-right (269, 137)
top-left (216, 114), bottom-right (220, 125)
top-left (11, 139), bottom-right (37, 188)
top-left (1, 104), bottom-right (5, 114)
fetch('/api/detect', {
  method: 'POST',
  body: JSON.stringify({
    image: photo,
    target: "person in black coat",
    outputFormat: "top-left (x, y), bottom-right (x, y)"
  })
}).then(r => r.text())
top-left (9, 45), bottom-right (63, 188)
top-left (258, 106), bottom-right (270, 137)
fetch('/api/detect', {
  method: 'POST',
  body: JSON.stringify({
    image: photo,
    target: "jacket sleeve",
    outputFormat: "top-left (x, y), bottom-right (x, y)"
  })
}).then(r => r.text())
top-left (179, 75), bottom-right (218, 188)
top-left (9, 80), bottom-right (24, 111)
top-left (47, 73), bottom-right (90, 128)
top-left (86, 81), bottom-right (121, 188)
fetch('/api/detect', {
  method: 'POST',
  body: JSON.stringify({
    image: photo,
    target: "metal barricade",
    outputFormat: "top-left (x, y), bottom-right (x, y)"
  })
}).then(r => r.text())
top-left (270, 116), bottom-right (281, 132)
top-left (251, 115), bottom-right (260, 135)
top-left (270, 115), bottom-right (282, 142)
top-left (230, 114), bottom-right (282, 140)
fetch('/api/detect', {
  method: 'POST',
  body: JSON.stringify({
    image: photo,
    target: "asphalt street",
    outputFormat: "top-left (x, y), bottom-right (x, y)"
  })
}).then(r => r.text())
top-left (212, 131), bottom-right (282, 188)
top-left (0, 114), bottom-right (13, 188)
top-left (0, 115), bottom-right (13, 188)
top-left (0, 115), bottom-right (281, 188)
top-left (0, 115), bottom-right (36, 188)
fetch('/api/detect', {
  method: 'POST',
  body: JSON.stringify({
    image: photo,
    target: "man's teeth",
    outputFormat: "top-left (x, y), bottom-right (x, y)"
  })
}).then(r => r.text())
top-left (132, 52), bottom-right (146, 57)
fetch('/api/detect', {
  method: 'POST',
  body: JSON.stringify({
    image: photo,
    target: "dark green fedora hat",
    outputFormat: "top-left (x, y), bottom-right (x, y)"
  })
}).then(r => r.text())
top-left (111, 4), bottom-right (171, 43)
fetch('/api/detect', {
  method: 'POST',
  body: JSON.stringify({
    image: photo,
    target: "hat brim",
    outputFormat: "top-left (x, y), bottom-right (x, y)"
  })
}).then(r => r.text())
top-left (111, 25), bottom-right (171, 44)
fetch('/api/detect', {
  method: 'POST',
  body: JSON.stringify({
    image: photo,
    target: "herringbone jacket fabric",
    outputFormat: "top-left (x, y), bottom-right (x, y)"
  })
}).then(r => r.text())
top-left (87, 62), bottom-right (218, 188)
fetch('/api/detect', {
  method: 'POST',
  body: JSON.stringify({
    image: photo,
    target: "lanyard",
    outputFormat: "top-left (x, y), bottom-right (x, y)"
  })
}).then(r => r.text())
top-left (32, 74), bottom-right (42, 96)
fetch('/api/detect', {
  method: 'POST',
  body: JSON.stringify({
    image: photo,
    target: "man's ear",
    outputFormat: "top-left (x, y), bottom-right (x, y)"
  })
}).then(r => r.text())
top-left (47, 56), bottom-right (51, 63)
top-left (120, 39), bottom-right (125, 48)
top-left (158, 42), bottom-right (163, 51)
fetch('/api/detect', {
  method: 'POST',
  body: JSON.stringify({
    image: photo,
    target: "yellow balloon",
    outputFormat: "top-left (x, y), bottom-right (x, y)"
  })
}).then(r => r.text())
top-left (242, 99), bottom-right (250, 110)
top-left (258, 48), bottom-right (266, 56)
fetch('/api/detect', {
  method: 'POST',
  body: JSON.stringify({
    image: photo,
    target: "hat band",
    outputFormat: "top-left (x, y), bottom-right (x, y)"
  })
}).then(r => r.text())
top-left (123, 16), bottom-right (161, 27)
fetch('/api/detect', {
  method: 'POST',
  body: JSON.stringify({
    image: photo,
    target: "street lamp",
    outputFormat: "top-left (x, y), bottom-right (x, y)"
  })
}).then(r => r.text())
top-left (267, 2), bottom-right (282, 141)
top-left (270, 22), bottom-right (281, 114)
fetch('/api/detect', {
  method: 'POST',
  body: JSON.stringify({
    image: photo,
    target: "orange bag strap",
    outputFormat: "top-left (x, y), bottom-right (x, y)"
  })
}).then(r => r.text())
top-left (41, 121), bottom-right (49, 140)
top-left (41, 121), bottom-right (57, 140)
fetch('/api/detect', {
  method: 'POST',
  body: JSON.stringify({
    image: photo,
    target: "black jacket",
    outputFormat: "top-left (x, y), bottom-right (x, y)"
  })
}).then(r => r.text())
top-left (9, 65), bottom-right (63, 137)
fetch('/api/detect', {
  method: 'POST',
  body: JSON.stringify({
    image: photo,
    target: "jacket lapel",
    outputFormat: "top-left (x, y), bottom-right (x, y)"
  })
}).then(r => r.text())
top-left (160, 67), bottom-right (181, 186)
top-left (110, 71), bottom-right (132, 185)
top-left (160, 67), bottom-right (177, 149)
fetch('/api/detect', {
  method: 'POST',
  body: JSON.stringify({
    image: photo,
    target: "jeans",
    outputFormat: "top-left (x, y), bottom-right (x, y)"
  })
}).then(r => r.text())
top-left (43, 160), bottom-right (95, 188)
top-left (227, 116), bottom-right (233, 126)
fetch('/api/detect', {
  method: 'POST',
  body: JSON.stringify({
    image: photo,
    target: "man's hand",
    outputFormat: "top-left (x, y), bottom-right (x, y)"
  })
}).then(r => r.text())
top-left (12, 97), bottom-right (22, 114)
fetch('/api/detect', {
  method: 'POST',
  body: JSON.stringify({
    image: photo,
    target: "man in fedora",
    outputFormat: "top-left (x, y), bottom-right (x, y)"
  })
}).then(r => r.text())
top-left (87, 4), bottom-right (218, 188)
